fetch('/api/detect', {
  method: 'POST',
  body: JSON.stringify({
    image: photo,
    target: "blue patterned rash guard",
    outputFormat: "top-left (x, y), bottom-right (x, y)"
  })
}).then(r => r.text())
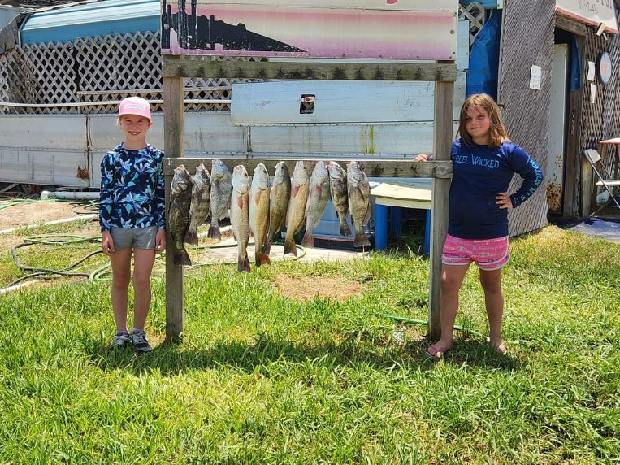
top-left (449, 139), bottom-right (544, 240)
top-left (99, 144), bottom-right (165, 232)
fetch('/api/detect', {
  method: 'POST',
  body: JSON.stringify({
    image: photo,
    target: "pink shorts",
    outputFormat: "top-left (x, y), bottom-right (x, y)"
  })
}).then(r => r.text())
top-left (441, 234), bottom-right (510, 271)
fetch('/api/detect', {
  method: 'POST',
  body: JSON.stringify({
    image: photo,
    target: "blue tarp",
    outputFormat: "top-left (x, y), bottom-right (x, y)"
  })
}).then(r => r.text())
top-left (466, 10), bottom-right (502, 99)
top-left (21, 0), bottom-right (159, 45)
top-left (569, 36), bottom-right (582, 91)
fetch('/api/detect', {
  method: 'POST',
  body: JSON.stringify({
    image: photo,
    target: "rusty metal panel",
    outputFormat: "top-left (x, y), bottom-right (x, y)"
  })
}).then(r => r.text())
top-left (0, 115), bottom-right (89, 187)
top-left (0, 149), bottom-right (90, 187)
top-left (161, 0), bottom-right (458, 60)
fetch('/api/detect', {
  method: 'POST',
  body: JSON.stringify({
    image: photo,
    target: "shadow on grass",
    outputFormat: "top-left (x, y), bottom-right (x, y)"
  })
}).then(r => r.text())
top-left (83, 332), bottom-right (521, 376)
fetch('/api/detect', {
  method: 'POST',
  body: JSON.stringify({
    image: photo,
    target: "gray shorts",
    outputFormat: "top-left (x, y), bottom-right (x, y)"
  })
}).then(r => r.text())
top-left (110, 227), bottom-right (158, 250)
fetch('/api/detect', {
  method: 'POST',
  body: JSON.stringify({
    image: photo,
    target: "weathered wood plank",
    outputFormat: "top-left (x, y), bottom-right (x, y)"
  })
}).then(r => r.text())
top-left (554, 12), bottom-right (587, 36)
top-left (163, 77), bottom-right (185, 342)
top-left (428, 81), bottom-right (453, 342)
top-left (231, 73), bottom-right (466, 125)
top-left (161, 0), bottom-right (457, 60)
top-left (163, 56), bottom-right (457, 81)
top-left (248, 122), bottom-right (459, 155)
top-left (164, 157), bottom-right (452, 179)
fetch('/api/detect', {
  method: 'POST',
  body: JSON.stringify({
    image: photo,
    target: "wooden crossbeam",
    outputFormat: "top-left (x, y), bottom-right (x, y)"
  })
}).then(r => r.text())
top-left (163, 56), bottom-right (457, 82)
top-left (163, 157), bottom-right (453, 179)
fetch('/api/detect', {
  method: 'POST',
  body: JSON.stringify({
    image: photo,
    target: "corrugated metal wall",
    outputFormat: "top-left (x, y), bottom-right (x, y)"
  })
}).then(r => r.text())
top-left (498, 0), bottom-right (555, 236)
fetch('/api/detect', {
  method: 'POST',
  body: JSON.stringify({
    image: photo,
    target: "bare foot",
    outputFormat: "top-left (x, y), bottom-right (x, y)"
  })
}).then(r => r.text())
top-left (490, 341), bottom-right (507, 355)
top-left (426, 341), bottom-right (453, 360)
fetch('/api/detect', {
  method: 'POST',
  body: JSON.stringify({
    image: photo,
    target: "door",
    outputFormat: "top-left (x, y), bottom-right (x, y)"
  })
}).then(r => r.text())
top-left (547, 43), bottom-right (568, 215)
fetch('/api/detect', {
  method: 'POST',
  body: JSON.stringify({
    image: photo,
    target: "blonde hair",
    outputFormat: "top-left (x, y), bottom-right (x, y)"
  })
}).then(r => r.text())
top-left (458, 93), bottom-right (508, 147)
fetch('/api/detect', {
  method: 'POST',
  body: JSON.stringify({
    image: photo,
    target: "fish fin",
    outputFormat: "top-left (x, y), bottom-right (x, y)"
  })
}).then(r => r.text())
top-left (363, 203), bottom-right (372, 225)
top-left (354, 232), bottom-right (371, 248)
top-left (207, 223), bottom-right (221, 239)
top-left (284, 237), bottom-right (297, 256)
top-left (174, 249), bottom-right (192, 266)
top-left (238, 255), bottom-right (251, 272)
top-left (291, 185), bottom-right (299, 197)
top-left (339, 219), bottom-right (352, 237)
top-left (184, 229), bottom-right (198, 245)
top-left (255, 252), bottom-right (271, 267)
top-left (301, 232), bottom-right (314, 248)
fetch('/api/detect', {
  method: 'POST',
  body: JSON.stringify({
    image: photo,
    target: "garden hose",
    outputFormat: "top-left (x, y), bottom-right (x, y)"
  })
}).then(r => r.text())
top-left (3, 234), bottom-right (307, 292)
top-left (379, 312), bottom-right (486, 339)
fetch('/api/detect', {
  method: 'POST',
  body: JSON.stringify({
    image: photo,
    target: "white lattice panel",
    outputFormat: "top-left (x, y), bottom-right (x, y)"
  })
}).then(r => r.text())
top-left (458, 2), bottom-right (486, 46)
top-left (1, 31), bottom-right (238, 114)
top-left (21, 41), bottom-right (78, 114)
top-left (0, 48), bottom-right (39, 114)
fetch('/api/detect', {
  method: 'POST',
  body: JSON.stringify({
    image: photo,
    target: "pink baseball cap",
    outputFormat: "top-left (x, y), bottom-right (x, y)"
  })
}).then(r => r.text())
top-left (118, 97), bottom-right (151, 120)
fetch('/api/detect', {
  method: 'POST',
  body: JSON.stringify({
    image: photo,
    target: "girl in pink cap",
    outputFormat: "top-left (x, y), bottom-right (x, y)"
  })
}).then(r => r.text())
top-left (98, 97), bottom-right (166, 352)
top-left (418, 94), bottom-right (544, 359)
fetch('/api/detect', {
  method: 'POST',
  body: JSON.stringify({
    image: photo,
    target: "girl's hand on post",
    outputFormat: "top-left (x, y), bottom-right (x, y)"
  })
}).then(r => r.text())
top-left (101, 231), bottom-right (115, 255)
top-left (414, 153), bottom-right (429, 162)
top-left (496, 192), bottom-right (513, 209)
top-left (155, 228), bottom-right (166, 252)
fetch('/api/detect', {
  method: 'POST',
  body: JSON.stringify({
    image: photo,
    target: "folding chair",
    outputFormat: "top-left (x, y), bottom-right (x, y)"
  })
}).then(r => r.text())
top-left (583, 148), bottom-right (620, 214)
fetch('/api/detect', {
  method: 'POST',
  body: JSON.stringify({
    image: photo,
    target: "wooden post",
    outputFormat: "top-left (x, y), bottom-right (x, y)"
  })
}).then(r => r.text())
top-left (428, 80), bottom-right (454, 341)
top-left (163, 76), bottom-right (185, 341)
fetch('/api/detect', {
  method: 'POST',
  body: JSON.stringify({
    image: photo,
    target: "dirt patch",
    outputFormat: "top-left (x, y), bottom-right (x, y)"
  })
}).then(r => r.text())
top-left (274, 275), bottom-right (364, 302)
top-left (0, 199), bottom-right (93, 231)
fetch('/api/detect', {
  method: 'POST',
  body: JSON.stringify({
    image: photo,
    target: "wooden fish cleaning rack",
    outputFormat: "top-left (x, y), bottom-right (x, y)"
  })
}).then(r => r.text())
top-left (163, 55), bottom-right (454, 343)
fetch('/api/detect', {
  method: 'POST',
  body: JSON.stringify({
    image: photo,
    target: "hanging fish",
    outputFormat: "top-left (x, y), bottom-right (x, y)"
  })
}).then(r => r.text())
top-left (185, 163), bottom-right (211, 245)
top-left (284, 161), bottom-right (310, 256)
top-left (302, 160), bottom-right (331, 247)
top-left (168, 164), bottom-right (192, 265)
top-left (230, 165), bottom-right (251, 272)
top-left (207, 159), bottom-right (233, 240)
top-left (347, 161), bottom-right (371, 247)
top-left (265, 161), bottom-right (291, 254)
top-left (249, 163), bottom-right (271, 267)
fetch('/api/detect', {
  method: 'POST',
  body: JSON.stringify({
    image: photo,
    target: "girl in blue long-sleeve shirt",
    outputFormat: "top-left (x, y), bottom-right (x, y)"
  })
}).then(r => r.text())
top-left (423, 93), bottom-right (544, 359)
top-left (99, 97), bottom-right (165, 352)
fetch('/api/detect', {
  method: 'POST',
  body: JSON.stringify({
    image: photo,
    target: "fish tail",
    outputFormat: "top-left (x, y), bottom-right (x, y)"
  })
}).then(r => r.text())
top-left (301, 232), bottom-right (314, 248)
top-left (184, 229), bottom-right (198, 245)
top-left (174, 248), bottom-right (192, 266)
top-left (255, 251), bottom-right (271, 267)
top-left (353, 232), bottom-right (371, 248)
top-left (207, 222), bottom-right (221, 239)
top-left (238, 254), bottom-right (251, 272)
top-left (339, 218), bottom-right (351, 237)
top-left (283, 237), bottom-right (297, 256)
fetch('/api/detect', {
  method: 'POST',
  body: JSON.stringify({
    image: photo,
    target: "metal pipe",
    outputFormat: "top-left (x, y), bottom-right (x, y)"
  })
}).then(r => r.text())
top-left (40, 190), bottom-right (99, 200)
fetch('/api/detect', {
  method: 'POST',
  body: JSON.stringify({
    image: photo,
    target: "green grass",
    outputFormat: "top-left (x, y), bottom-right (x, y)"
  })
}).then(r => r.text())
top-left (0, 226), bottom-right (618, 464)
top-left (0, 219), bottom-right (104, 288)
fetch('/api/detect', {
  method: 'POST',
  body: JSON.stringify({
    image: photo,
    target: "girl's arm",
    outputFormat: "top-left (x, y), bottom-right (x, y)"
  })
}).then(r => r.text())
top-left (508, 146), bottom-right (545, 208)
top-left (99, 153), bottom-right (115, 232)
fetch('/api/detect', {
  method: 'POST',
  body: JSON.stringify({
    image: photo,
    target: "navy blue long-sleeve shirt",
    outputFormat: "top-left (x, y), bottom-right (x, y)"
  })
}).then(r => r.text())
top-left (448, 139), bottom-right (544, 239)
